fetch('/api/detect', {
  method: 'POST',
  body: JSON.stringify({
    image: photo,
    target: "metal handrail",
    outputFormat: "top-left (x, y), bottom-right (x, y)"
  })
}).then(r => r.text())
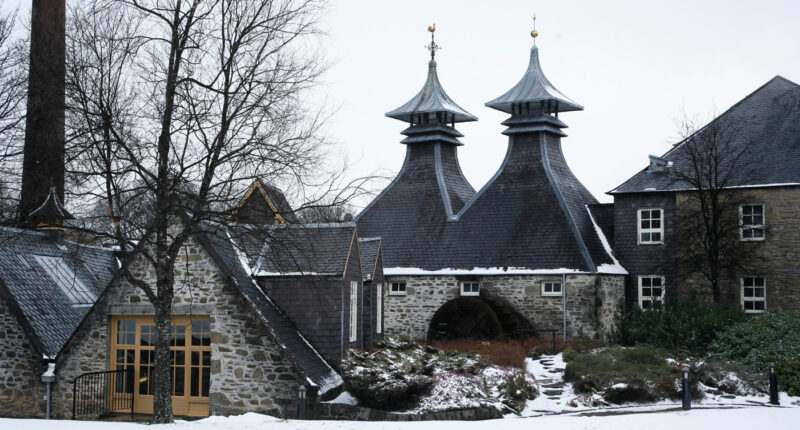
top-left (71, 368), bottom-right (134, 420)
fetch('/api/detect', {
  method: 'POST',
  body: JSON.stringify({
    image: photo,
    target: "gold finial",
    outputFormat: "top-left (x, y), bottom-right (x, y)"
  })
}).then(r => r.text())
top-left (426, 23), bottom-right (440, 61)
top-left (530, 13), bottom-right (539, 43)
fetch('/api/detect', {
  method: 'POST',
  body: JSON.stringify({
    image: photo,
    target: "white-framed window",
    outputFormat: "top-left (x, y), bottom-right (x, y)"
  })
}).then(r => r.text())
top-left (460, 281), bottom-right (480, 296)
top-left (389, 282), bottom-right (406, 296)
top-left (740, 204), bottom-right (765, 241)
top-left (349, 281), bottom-right (358, 342)
top-left (638, 208), bottom-right (664, 244)
top-left (541, 281), bottom-right (563, 297)
top-left (638, 275), bottom-right (665, 309)
top-left (741, 276), bottom-right (766, 313)
top-left (376, 283), bottom-right (382, 334)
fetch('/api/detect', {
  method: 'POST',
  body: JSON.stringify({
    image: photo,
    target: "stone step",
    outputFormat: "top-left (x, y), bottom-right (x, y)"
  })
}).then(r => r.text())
top-left (541, 382), bottom-right (564, 388)
top-left (548, 368), bottom-right (564, 373)
top-left (543, 390), bottom-right (563, 396)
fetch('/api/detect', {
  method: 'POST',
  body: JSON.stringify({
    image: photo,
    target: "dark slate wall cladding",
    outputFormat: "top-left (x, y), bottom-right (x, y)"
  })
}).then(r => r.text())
top-left (543, 133), bottom-right (611, 267)
top-left (357, 143), bottom-right (453, 268)
top-left (261, 278), bottom-right (345, 366)
top-left (235, 193), bottom-right (277, 225)
top-left (438, 144), bottom-right (476, 214)
top-left (612, 193), bottom-right (677, 309)
top-left (453, 132), bottom-right (590, 270)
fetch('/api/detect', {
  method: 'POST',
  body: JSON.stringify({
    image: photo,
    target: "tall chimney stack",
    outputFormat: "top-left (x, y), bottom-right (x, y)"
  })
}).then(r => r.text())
top-left (18, 0), bottom-right (67, 228)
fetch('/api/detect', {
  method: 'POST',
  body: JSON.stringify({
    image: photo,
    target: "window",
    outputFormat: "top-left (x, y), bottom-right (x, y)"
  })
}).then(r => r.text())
top-left (390, 282), bottom-right (406, 296)
top-left (638, 209), bottom-right (663, 244)
top-left (741, 276), bottom-right (766, 313)
top-left (740, 204), bottom-right (765, 241)
top-left (460, 281), bottom-right (480, 296)
top-left (638, 275), bottom-right (665, 309)
top-left (541, 281), bottom-right (563, 297)
top-left (376, 283), bottom-right (382, 334)
top-left (32, 255), bottom-right (96, 305)
top-left (349, 281), bottom-right (358, 342)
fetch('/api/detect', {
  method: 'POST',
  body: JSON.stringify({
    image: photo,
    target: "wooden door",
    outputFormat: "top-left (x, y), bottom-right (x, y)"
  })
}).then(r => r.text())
top-left (110, 316), bottom-right (210, 417)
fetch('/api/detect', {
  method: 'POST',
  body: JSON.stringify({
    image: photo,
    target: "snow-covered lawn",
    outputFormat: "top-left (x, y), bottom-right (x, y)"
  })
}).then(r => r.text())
top-left (3, 407), bottom-right (800, 430)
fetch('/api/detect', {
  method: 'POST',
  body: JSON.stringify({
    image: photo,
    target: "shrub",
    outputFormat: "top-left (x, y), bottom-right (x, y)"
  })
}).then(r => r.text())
top-left (709, 311), bottom-right (800, 396)
top-left (620, 295), bottom-right (745, 355)
top-left (429, 338), bottom-right (532, 368)
top-left (563, 346), bottom-right (700, 404)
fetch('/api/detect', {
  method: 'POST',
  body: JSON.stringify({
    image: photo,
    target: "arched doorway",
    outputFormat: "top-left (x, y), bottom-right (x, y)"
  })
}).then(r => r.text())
top-left (426, 295), bottom-right (534, 341)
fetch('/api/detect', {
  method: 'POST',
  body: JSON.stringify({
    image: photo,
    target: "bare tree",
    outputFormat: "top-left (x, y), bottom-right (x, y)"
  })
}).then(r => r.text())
top-left (671, 112), bottom-right (761, 303)
top-left (64, 0), bottom-right (372, 422)
top-left (0, 3), bottom-right (27, 223)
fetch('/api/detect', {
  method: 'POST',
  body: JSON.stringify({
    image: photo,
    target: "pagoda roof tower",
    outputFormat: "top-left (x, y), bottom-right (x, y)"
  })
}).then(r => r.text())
top-left (356, 25), bottom-right (477, 266)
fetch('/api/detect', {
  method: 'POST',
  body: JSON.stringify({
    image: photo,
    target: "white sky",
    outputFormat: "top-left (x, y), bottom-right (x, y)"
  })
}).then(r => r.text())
top-left (5, 0), bottom-right (800, 205)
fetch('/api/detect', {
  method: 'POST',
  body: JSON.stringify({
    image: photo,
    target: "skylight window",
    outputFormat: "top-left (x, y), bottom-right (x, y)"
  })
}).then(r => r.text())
top-left (32, 255), bottom-right (96, 305)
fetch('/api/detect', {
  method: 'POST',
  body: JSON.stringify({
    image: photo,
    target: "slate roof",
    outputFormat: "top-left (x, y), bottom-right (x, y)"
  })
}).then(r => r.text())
top-left (386, 60), bottom-right (477, 123)
top-left (588, 203), bottom-right (615, 245)
top-left (357, 44), bottom-right (620, 274)
top-left (0, 227), bottom-right (117, 358)
top-left (610, 76), bottom-right (800, 194)
top-left (227, 223), bottom-right (357, 278)
top-left (358, 237), bottom-right (381, 281)
top-left (486, 44), bottom-right (583, 114)
top-left (197, 222), bottom-right (342, 393)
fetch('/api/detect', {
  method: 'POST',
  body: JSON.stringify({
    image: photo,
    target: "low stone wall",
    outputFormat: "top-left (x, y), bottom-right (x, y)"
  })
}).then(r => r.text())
top-left (312, 402), bottom-right (503, 421)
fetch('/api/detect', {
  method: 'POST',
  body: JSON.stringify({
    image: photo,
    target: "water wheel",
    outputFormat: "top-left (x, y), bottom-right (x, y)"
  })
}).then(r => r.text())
top-left (427, 297), bottom-right (503, 340)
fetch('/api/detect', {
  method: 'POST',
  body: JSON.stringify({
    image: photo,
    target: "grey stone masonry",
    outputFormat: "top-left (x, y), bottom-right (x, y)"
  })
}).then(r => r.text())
top-left (674, 186), bottom-right (800, 310)
top-left (383, 273), bottom-right (625, 340)
top-left (50, 235), bottom-right (305, 418)
top-left (0, 298), bottom-right (47, 418)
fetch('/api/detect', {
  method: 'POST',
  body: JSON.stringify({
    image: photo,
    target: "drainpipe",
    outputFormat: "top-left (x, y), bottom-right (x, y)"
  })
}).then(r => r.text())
top-left (340, 281), bottom-right (344, 360)
top-left (562, 274), bottom-right (567, 342)
top-left (41, 362), bottom-right (56, 419)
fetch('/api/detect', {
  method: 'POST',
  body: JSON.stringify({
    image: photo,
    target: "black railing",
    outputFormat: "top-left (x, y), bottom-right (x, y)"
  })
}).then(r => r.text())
top-left (72, 368), bottom-right (134, 420)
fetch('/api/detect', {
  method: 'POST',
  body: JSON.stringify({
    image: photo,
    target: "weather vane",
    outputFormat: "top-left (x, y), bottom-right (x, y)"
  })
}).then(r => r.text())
top-left (531, 13), bottom-right (539, 45)
top-left (426, 23), bottom-right (440, 61)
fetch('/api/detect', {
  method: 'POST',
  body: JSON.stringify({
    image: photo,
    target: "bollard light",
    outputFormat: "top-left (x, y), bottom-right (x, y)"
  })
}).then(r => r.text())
top-left (769, 363), bottom-right (780, 405)
top-left (682, 367), bottom-right (691, 411)
top-left (298, 385), bottom-right (306, 399)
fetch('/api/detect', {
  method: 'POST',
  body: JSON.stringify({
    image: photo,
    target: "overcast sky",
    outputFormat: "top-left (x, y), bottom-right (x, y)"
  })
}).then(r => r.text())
top-left (6, 0), bottom-right (800, 205)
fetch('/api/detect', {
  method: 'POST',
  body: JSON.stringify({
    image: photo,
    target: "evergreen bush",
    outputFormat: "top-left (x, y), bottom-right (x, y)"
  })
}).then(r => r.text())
top-left (709, 311), bottom-right (800, 396)
top-left (619, 295), bottom-right (745, 355)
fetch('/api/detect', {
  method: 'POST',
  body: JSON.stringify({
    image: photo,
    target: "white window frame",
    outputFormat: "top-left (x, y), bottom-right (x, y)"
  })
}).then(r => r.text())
top-left (349, 281), bottom-right (358, 342)
top-left (637, 208), bottom-right (664, 245)
top-left (376, 283), bottom-right (382, 334)
top-left (541, 281), bottom-right (563, 297)
top-left (389, 281), bottom-right (407, 296)
top-left (740, 203), bottom-right (765, 241)
top-left (460, 281), bottom-right (480, 296)
top-left (638, 275), bottom-right (665, 309)
top-left (741, 276), bottom-right (766, 314)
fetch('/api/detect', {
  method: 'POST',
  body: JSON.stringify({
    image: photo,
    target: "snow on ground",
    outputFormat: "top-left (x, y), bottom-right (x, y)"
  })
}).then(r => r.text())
top-left (3, 408), bottom-right (800, 430)
top-left (521, 353), bottom-right (800, 416)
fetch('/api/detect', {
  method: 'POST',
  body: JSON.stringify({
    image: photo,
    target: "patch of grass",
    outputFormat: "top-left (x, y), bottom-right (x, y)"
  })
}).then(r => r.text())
top-left (429, 338), bottom-right (536, 368)
top-left (563, 346), bottom-right (700, 404)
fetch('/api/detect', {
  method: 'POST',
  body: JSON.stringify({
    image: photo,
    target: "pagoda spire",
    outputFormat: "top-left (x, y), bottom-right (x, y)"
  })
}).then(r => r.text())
top-left (385, 24), bottom-right (476, 144)
top-left (486, 15), bottom-right (582, 135)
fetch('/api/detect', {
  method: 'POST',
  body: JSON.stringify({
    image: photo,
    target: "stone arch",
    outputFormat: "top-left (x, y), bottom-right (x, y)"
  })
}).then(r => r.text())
top-left (426, 294), bottom-right (534, 341)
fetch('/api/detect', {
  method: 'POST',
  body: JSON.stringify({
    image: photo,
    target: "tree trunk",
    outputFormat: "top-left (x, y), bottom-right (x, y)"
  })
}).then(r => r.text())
top-left (152, 271), bottom-right (174, 422)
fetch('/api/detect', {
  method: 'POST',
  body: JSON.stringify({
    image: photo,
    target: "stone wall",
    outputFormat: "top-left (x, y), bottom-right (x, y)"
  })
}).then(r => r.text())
top-left (312, 402), bottom-right (502, 421)
top-left (50, 235), bottom-right (305, 418)
top-left (674, 187), bottom-right (800, 311)
top-left (0, 298), bottom-right (46, 418)
top-left (383, 274), bottom-right (625, 340)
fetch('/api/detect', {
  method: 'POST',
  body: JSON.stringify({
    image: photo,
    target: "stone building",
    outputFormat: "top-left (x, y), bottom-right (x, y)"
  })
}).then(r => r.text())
top-left (356, 31), bottom-right (626, 341)
top-left (609, 76), bottom-right (800, 312)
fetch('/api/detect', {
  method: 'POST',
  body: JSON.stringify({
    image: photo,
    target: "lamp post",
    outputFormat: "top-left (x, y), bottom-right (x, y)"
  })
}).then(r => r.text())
top-left (769, 364), bottom-right (780, 405)
top-left (298, 385), bottom-right (307, 419)
top-left (682, 367), bottom-right (691, 410)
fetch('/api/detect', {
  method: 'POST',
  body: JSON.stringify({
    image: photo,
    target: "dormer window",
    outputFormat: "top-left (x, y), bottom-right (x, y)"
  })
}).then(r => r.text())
top-left (740, 204), bottom-right (765, 241)
top-left (638, 209), bottom-right (663, 244)
top-left (460, 282), bottom-right (480, 296)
